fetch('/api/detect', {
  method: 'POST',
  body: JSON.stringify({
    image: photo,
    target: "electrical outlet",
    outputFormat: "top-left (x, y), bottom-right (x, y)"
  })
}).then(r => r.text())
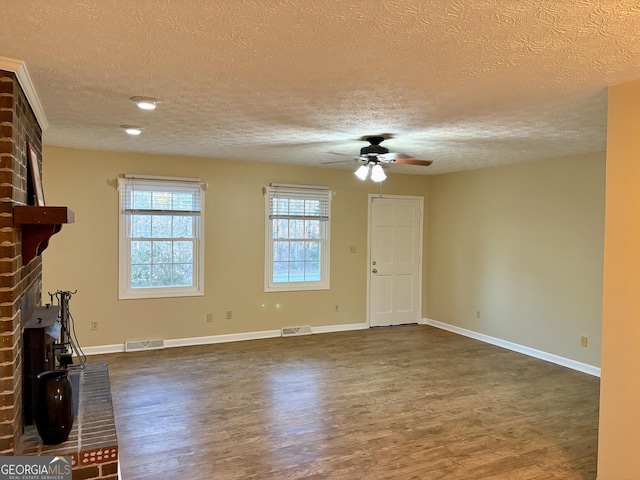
top-left (225, 310), bottom-right (233, 320)
top-left (349, 245), bottom-right (357, 254)
top-left (581, 336), bottom-right (588, 347)
top-left (206, 313), bottom-right (213, 323)
top-left (91, 321), bottom-right (98, 331)
top-left (476, 310), bottom-right (481, 319)
top-left (335, 304), bottom-right (339, 312)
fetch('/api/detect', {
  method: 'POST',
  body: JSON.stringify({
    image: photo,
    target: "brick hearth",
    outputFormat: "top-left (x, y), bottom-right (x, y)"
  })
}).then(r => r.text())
top-left (18, 362), bottom-right (119, 480)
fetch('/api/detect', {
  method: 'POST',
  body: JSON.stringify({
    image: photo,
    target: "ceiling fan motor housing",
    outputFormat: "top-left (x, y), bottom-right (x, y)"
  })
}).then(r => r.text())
top-left (360, 136), bottom-right (389, 157)
top-left (360, 144), bottom-right (389, 156)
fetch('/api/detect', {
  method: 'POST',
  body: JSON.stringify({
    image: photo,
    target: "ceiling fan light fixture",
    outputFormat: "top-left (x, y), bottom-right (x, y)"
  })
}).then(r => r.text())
top-left (354, 164), bottom-right (370, 181)
top-left (130, 96), bottom-right (159, 110)
top-left (121, 125), bottom-right (143, 136)
top-left (370, 164), bottom-right (387, 182)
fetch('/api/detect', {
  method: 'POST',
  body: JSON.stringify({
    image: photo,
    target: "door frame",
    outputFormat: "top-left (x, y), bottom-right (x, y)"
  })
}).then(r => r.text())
top-left (366, 194), bottom-right (424, 327)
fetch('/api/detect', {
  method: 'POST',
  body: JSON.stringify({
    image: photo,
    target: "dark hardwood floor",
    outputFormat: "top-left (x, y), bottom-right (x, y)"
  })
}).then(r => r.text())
top-left (92, 325), bottom-right (599, 479)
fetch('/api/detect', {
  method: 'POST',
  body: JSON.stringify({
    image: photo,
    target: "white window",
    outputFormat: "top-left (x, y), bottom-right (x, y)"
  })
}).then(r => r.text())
top-left (265, 184), bottom-right (331, 292)
top-left (118, 175), bottom-right (204, 299)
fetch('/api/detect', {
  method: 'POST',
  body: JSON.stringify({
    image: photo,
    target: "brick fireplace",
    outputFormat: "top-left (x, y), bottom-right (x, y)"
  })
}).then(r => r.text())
top-left (1, 60), bottom-right (120, 480)
top-left (0, 65), bottom-right (43, 455)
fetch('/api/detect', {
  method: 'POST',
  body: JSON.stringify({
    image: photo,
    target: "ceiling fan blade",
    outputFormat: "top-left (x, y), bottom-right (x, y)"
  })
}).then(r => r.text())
top-left (392, 158), bottom-right (433, 167)
top-left (322, 159), bottom-right (357, 165)
top-left (379, 152), bottom-right (411, 162)
top-left (357, 133), bottom-right (394, 142)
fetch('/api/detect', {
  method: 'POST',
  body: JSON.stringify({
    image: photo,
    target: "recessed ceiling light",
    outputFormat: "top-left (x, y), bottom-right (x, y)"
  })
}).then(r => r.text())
top-left (130, 96), bottom-right (159, 110)
top-left (121, 125), bottom-right (143, 136)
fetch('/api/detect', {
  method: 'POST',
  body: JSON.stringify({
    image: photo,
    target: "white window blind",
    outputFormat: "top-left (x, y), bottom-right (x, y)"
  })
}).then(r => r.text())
top-left (267, 184), bottom-right (330, 221)
top-left (120, 177), bottom-right (202, 216)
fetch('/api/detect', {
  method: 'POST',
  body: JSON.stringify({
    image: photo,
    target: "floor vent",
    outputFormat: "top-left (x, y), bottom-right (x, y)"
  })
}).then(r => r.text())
top-left (124, 339), bottom-right (165, 352)
top-left (281, 326), bottom-right (312, 337)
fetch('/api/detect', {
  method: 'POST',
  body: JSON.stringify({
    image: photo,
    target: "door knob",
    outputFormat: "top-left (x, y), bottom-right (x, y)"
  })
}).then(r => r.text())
top-left (372, 268), bottom-right (377, 273)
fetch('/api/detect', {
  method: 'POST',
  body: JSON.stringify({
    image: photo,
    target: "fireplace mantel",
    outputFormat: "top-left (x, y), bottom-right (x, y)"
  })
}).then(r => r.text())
top-left (13, 206), bottom-right (75, 264)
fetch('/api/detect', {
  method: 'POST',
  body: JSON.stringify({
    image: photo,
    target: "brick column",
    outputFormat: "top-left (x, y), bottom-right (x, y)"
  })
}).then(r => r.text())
top-left (0, 70), bottom-right (43, 454)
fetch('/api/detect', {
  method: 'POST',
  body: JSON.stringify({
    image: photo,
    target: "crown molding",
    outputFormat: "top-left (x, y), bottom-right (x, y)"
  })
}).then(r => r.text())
top-left (0, 56), bottom-right (49, 131)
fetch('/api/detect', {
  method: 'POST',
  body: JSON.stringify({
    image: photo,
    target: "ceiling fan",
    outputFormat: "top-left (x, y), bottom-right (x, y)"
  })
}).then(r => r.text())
top-left (352, 135), bottom-right (433, 182)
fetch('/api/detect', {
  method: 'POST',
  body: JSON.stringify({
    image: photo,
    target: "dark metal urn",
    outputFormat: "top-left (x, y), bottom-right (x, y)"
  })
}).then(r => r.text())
top-left (34, 370), bottom-right (74, 445)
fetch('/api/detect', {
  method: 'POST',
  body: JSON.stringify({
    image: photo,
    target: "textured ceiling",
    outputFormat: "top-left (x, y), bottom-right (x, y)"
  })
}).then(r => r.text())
top-left (1, 1), bottom-right (640, 175)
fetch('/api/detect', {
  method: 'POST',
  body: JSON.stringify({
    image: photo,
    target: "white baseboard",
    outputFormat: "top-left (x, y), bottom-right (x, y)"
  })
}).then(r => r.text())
top-left (424, 318), bottom-right (601, 377)
top-left (166, 329), bottom-right (282, 348)
top-left (81, 344), bottom-right (126, 355)
top-left (81, 319), bottom-right (599, 378)
top-left (80, 322), bottom-right (369, 356)
top-left (312, 322), bottom-right (369, 334)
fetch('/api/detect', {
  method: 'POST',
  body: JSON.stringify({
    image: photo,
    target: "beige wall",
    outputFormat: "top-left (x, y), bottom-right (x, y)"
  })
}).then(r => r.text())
top-left (426, 153), bottom-right (605, 367)
top-left (41, 146), bottom-right (430, 347)
top-left (598, 79), bottom-right (640, 479)
top-left (41, 145), bottom-right (605, 367)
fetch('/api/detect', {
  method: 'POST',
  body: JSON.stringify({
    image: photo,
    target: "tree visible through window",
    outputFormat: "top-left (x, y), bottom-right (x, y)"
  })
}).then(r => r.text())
top-left (119, 176), bottom-right (204, 299)
top-left (265, 185), bottom-right (331, 292)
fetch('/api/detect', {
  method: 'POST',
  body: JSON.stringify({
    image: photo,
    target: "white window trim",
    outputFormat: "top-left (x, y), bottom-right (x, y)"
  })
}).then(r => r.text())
top-left (264, 184), bottom-right (331, 292)
top-left (118, 175), bottom-right (205, 300)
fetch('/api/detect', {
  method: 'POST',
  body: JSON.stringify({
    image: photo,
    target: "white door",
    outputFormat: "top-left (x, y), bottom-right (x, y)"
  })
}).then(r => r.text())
top-left (368, 196), bottom-right (423, 327)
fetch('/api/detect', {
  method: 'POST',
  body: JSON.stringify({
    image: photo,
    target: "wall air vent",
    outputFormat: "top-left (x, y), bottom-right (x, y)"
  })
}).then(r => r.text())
top-left (281, 326), bottom-right (312, 337)
top-left (124, 339), bottom-right (165, 352)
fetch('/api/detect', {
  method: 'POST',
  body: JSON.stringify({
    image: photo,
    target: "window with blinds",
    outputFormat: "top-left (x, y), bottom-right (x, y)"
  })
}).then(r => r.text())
top-left (118, 175), bottom-right (205, 299)
top-left (264, 184), bottom-right (331, 292)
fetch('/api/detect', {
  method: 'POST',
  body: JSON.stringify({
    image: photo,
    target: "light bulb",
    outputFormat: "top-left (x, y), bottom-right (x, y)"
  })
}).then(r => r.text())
top-left (370, 164), bottom-right (387, 182)
top-left (354, 165), bottom-right (370, 181)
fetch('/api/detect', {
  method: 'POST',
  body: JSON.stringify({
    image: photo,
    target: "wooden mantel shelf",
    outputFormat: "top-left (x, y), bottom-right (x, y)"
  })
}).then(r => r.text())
top-left (13, 206), bottom-right (74, 264)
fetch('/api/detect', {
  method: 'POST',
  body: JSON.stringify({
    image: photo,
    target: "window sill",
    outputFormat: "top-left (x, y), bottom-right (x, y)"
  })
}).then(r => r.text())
top-left (265, 283), bottom-right (330, 293)
top-left (119, 288), bottom-right (204, 300)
